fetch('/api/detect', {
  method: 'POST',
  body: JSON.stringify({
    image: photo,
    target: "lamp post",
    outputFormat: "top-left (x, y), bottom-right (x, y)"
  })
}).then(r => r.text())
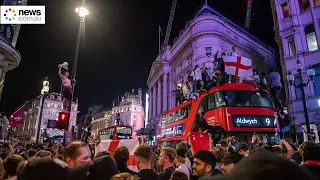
top-left (36, 77), bottom-right (50, 144)
top-left (69, 6), bottom-right (89, 113)
top-left (287, 60), bottom-right (315, 134)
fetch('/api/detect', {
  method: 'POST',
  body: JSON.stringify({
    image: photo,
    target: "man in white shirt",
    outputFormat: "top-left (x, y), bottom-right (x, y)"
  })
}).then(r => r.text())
top-left (230, 46), bottom-right (238, 56)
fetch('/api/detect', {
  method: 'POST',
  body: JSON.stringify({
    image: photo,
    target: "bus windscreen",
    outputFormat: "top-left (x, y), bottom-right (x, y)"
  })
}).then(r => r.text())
top-left (222, 91), bottom-right (274, 108)
top-left (116, 126), bottom-right (132, 135)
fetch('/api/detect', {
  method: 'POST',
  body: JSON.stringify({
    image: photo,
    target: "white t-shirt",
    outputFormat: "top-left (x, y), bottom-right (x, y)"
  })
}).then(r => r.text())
top-left (184, 157), bottom-right (192, 172)
top-left (176, 163), bottom-right (190, 180)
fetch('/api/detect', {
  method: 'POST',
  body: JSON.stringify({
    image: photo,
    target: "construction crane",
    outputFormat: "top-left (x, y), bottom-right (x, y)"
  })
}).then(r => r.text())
top-left (245, 0), bottom-right (253, 31)
top-left (161, 0), bottom-right (178, 54)
top-left (11, 0), bottom-right (29, 47)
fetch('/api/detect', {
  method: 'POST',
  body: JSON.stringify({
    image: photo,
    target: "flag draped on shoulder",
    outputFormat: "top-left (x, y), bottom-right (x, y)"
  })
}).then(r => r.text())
top-left (223, 56), bottom-right (252, 78)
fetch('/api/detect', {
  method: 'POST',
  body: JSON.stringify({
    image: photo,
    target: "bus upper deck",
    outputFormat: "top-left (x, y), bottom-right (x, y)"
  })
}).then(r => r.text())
top-left (157, 83), bottom-right (279, 144)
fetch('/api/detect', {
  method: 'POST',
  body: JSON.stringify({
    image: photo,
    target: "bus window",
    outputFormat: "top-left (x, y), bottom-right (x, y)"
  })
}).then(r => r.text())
top-left (161, 116), bottom-right (166, 125)
top-left (175, 110), bottom-right (180, 121)
top-left (198, 96), bottom-right (208, 114)
top-left (161, 104), bottom-right (191, 126)
top-left (117, 126), bottom-right (132, 134)
top-left (208, 93), bottom-right (216, 110)
top-left (167, 113), bottom-right (173, 124)
top-left (215, 92), bottom-right (226, 107)
top-left (223, 91), bottom-right (273, 108)
top-left (181, 105), bottom-right (190, 119)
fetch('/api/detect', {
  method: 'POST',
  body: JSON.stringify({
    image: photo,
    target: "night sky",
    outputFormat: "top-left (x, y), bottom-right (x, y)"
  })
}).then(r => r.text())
top-left (1, 0), bottom-right (277, 115)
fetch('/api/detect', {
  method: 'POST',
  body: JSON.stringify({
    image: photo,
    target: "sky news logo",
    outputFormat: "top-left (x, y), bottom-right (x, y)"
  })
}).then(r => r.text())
top-left (0, 6), bottom-right (45, 24)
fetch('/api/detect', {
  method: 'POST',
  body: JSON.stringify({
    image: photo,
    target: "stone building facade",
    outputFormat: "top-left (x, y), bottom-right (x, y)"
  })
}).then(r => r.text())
top-left (111, 89), bottom-right (144, 136)
top-left (0, 0), bottom-right (29, 100)
top-left (15, 93), bottom-right (78, 142)
top-left (146, 4), bottom-right (277, 128)
top-left (91, 110), bottom-right (112, 138)
top-left (270, 0), bottom-right (320, 136)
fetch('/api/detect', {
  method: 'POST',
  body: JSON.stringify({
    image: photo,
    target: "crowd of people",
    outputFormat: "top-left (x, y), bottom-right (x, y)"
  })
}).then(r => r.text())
top-left (173, 47), bottom-right (283, 112)
top-left (0, 134), bottom-right (319, 180)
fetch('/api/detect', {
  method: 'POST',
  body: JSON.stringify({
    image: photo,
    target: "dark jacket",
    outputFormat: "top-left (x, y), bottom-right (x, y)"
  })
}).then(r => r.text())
top-left (300, 164), bottom-right (320, 180)
top-left (117, 162), bottom-right (138, 176)
top-left (158, 167), bottom-right (175, 180)
top-left (138, 169), bottom-right (161, 180)
top-left (214, 53), bottom-right (225, 73)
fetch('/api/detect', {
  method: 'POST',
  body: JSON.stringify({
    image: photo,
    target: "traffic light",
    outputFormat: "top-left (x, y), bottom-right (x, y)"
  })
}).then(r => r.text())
top-left (58, 112), bottom-right (70, 130)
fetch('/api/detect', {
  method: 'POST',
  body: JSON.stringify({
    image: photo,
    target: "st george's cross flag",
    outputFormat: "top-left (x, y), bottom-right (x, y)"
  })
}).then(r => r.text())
top-left (223, 56), bottom-right (253, 78)
top-left (95, 139), bottom-right (139, 172)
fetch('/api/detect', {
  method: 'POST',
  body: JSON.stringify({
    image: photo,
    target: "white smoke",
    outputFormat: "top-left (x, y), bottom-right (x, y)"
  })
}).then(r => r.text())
top-left (88, 104), bottom-right (104, 115)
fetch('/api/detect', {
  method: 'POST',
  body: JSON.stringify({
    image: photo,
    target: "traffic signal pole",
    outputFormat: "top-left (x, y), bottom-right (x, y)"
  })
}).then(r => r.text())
top-left (36, 93), bottom-right (48, 144)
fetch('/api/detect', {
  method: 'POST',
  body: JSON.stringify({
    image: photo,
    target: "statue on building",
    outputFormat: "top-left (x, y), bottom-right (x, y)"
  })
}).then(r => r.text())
top-left (58, 62), bottom-right (72, 111)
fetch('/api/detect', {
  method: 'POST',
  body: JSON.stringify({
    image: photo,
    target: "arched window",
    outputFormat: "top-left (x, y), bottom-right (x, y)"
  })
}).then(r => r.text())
top-left (305, 24), bottom-right (318, 52)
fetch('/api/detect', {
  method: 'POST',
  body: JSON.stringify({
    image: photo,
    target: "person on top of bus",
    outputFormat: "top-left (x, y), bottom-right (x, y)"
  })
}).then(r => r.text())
top-left (257, 72), bottom-right (268, 91)
top-left (201, 63), bottom-right (209, 82)
top-left (205, 76), bottom-right (215, 91)
top-left (214, 50), bottom-right (226, 73)
top-left (215, 68), bottom-right (228, 86)
top-left (268, 68), bottom-right (283, 110)
top-left (230, 46), bottom-right (238, 57)
top-left (198, 81), bottom-right (208, 94)
top-left (172, 85), bottom-right (183, 106)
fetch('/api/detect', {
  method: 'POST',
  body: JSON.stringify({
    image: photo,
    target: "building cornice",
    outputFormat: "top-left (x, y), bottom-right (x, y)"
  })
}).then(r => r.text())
top-left (0, 35), bottom-right (22, 71)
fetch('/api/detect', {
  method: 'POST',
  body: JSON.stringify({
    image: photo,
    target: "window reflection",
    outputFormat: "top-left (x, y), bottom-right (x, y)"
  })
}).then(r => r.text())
top-left (160, 104), bottom-right (191, 126)
top-left (305, 24), bottom-right (318, 52)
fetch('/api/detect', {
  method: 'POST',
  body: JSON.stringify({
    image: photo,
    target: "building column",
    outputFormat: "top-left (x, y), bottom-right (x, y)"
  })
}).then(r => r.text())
top-left (169, 72), bottom-right (172, 109)
top-left (157, 80), bottom-right (162, 115)
top-left (294, 33), bottom-right (304, 54)
top-left (148, 89), bottom-right (152, 121)
top-left (152, 85), bottom-right (156, 118)
top-left (163, 73), bottom-right (168, 112)
top-left (282, 38), bottom-right (289, 58)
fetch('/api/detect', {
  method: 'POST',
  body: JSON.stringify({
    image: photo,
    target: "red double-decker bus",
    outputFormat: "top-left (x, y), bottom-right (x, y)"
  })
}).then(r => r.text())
top-left (98, 125), bottom-right (133, 140)
top-left (157, 83), bottom-right (279, 146)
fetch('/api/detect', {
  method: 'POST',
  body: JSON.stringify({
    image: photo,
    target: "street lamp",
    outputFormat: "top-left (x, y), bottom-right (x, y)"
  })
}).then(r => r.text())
top-left (68, 5), bottom-right (89, 113)
top-left (75, 7), bottom-right (89, 19)
top-left (287, 60), bottom-right (315, 134)
top-left (36, 77), bottom-right (50, 144)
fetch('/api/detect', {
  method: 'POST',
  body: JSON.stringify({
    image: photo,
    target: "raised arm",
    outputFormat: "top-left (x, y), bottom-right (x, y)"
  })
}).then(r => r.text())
top-left (58, 65), bottom-right (64, 79)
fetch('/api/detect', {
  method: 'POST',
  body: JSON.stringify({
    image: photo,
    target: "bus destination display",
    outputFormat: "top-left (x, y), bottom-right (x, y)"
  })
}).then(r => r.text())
top-left (232, 115), bottom-right (277, 128)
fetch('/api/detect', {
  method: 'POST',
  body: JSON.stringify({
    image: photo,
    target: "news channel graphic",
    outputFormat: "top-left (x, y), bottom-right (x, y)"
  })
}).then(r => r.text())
top-left (0, 6), bottom-right (45, 24)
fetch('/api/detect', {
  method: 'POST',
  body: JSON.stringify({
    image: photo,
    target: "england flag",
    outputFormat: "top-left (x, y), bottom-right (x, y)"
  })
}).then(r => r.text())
top-left (223, 56), bottom-right (253, 78)
top-left (96, 139), bottom-right (140, 172)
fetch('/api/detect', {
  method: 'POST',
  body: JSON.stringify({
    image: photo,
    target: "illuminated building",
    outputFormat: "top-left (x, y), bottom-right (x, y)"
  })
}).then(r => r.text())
top-left (147, 4), bottom-right (277, 128)
top-left (270, 0), bottom-right (320, 139)
top-left (111, 89), bottom-right (144, 136)
top-left (14, 93), bottom-right (78, 142)
top-left (91, 110), bottom-right (112, 138)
